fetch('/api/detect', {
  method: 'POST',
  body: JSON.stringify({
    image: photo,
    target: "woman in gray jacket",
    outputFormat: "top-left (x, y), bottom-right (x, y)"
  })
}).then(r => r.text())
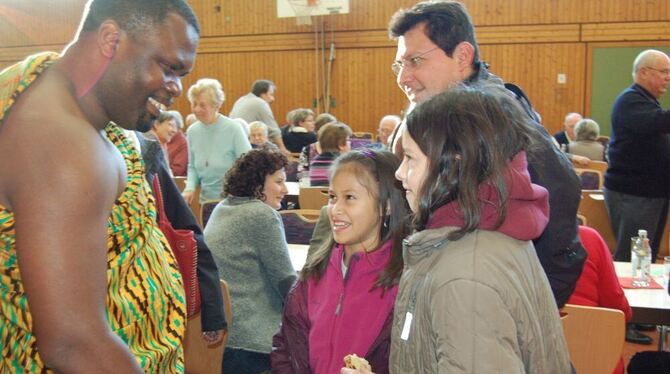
top-left (204, 149), bottom-right (297, 373)
top-left (388, 87), bottom-right (571, 373)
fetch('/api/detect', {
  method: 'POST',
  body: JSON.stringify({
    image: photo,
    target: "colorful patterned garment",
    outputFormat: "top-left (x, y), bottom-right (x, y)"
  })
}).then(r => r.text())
top-left (0, 53), bottom-right (186, 372)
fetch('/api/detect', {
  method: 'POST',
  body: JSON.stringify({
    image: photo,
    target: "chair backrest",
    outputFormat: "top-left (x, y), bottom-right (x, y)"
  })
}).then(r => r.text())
top-left (574, 168), bottom-right (603, 190)
top-left (561, 304), bottom-right (625, 374)
top-left (350, 137), bottom-right (373, 150)
top-left (184, 279), bottom-right (232, 374)
top-left (174, 176), bottom-right (202, 224)
top-left (596, 135), bottom-right (610, 149)
top-left (351, 131), bottom-right (373, 140)
top-left (280, 209), bottom-right (320, 244)
top-left (578, 190), bottom-right (616, 252)
top-left (200, 200), bottom-right (221, 229)
top-left (572, 159), bottom-right (608, 175)
top-left (576, 214), bottom-right (587, 226)
top-left (298, 187), bottom-right (329, 210)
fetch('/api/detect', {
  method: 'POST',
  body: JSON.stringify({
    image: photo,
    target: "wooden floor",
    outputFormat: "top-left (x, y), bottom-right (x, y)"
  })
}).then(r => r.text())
top-left (622, 329), bottom-right (663, 372)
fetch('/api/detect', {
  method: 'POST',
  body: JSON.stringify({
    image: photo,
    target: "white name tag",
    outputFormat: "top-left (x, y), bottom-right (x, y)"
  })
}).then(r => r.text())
top-left (400, 312), bottom-right (413, 341)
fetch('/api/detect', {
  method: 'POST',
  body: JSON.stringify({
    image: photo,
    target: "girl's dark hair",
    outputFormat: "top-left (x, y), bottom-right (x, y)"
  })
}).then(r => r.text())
top-left (406, 85), bottom-right (537, 239)
top-left (300, 149), bottom-right (410, 290)
top-left (223, 149), bottom-right (288, 199)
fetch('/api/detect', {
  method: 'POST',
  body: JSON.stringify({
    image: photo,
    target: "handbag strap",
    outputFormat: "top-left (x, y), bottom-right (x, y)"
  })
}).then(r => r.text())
top-left (151, 174), bottom-right (170, 226)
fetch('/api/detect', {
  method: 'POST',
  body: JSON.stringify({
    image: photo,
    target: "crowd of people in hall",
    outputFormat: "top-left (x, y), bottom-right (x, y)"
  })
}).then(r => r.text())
top-left (1, 0), bottom-right (669, 373)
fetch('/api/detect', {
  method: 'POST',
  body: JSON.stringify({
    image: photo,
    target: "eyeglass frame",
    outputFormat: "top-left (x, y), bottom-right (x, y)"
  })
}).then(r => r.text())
top-left (391, 46), bottom-right (442, 76)
top-left (644, 66), bottom-right (670, 76)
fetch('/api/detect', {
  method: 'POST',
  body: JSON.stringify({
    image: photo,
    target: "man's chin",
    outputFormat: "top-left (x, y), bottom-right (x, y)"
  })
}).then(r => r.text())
top-left (135, 112), bottom-right (157, 133)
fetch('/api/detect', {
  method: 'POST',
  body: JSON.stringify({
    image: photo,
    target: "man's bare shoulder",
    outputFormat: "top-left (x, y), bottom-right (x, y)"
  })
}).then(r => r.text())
top-left (0, 71), bottom-right (125, 210)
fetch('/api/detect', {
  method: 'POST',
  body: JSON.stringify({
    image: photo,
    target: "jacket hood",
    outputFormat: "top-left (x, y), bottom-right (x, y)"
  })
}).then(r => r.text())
top-left (426, 151), bottom-right (549, 241)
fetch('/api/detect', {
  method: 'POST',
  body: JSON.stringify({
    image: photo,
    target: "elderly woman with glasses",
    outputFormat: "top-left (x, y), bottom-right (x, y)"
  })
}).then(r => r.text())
top-left (182, 78), bottom-right (252, 205)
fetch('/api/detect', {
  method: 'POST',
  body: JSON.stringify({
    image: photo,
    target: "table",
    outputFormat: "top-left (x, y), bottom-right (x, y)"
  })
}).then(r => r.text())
top-left (614, 261), bottom-right (670, 350)
top-left (284, 181), bottom-right (300, 209)
top-left (286, 181), bottom-right (300, 196)
top-left (288, 243), bottom-right (309, 271)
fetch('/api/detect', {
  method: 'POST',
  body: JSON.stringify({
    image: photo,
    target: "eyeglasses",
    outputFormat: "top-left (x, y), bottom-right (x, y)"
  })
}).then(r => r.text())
top-left (391, 47), bottom-right (441, 76)
top-left (645, 66), bottom-right (670, 76)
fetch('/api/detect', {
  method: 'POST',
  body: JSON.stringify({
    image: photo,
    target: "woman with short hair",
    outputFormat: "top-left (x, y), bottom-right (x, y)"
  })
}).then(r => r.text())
top-left (568, 118), bottom-right (606, 161)
top-left (204, 148), bottom-right (297, 373)
top-left (309, 122), bottom-right (352, 186)
top-left (281, 108), bottom-right (317, 153)
top-left (182, 78), bottom-right (251, 204)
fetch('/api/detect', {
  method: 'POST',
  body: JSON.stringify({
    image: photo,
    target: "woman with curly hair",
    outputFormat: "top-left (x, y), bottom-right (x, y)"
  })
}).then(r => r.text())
top-left (204, 148), bottom-right (297, 373)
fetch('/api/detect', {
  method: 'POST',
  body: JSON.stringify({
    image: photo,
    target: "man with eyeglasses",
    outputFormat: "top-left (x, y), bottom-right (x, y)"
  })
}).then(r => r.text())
top-left (605, 49), bottom-right (670, 271)
top-left (387, 1), bottom-right (586, 310)
top-left (604, 49), bottom-right (670, 345)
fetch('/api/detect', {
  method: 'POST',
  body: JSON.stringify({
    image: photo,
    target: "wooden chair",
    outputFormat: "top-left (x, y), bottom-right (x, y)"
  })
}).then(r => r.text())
top-left (200, 199), bottom-right (221, 229)
top-left (174, 176), bottom-right (202, 225)
top-left (571, 159), bottom-right (608, 175)
top-left (184, 279), bottom-right (232, 374)
top-left (596, 135), bottom-right (610, 149)
top-left (576, 214), bottom-right (587, 226)
top-left (298, 186), bottom-right (329, 210)
top-left (578, 190), bottom-right (616, 253)
top-left (280, 209), bottom-right (321, 244)
top-left (561, 304), bottom-right (625, 374)
top-left (351, 131), bottom-right (374, 140)
top-left (574, 168), bottom-right (603, 190)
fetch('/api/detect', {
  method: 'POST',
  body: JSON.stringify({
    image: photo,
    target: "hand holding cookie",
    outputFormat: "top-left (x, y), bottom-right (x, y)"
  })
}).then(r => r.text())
top-left (341, 354), bottom-right (373, 374)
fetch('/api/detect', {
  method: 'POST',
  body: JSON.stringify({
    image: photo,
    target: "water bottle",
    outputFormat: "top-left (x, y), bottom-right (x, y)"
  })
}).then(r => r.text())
top-left (632, 229), bottom-right (651, 287)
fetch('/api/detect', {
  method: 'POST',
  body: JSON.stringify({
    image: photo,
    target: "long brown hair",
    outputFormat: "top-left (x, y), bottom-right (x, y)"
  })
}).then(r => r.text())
top-left (300, 149), bottom-right (410, 290)
top-left (406, 86), bottom-right (538, 239)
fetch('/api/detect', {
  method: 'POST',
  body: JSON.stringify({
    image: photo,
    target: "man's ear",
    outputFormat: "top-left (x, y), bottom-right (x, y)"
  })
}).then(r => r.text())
top-left (98, 20), bottom-right (121, 58)
top-left (454, 42), bottom-right (475, 72)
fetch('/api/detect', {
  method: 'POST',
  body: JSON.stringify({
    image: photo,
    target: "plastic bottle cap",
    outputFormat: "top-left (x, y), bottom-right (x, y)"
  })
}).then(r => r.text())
top-left (638, 229), bottom-right (648, 237)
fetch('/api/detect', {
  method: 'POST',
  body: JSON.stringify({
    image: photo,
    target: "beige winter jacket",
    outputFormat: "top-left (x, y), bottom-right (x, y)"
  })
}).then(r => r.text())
top-left (389, 226), bottom-right (571, 373)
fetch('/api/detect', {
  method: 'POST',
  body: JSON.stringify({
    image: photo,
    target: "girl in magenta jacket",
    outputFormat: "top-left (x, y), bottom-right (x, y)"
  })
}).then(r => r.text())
top-left (271, 149), bottom-right (410, 374)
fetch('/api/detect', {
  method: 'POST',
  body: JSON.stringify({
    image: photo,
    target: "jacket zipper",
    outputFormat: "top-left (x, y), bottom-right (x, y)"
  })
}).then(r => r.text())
top-left (326, 253), bottom-right (357, 371)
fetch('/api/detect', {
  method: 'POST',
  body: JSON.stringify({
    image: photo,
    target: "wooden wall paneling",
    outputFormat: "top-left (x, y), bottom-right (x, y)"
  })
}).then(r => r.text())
top-left (0, 0), bottom-right (85, 48)
top-left (173, 49), bottom-right (319, 126)
top-left (584, 40), bottom-right (670, 119)
top-left (461, 0), bottom-right (670, 25)
top-left (192, 0), bottom-right (416, 37)
top-left (582, 22), bottom-right (670, 43)
top-left (479, 43), bottom-right (586, 135)
top-left (328, 47), bottom-right (408, 134)
top-left (476, 24), bottom-right (580, 44)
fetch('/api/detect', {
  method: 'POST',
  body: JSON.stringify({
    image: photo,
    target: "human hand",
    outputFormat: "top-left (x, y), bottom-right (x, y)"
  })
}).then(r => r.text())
top-left (340, 368), bottom-right (373, 374)
top-left (202, 330), bottom-right (224, 347)
top-left (571, 154), bottom-right (591, 166)
top-left (182, 190), bottom-right (194, 205)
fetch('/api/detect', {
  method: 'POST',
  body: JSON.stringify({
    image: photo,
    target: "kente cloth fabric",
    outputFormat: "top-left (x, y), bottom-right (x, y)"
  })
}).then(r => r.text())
top-left (0, 52), bottom-right (186, 372)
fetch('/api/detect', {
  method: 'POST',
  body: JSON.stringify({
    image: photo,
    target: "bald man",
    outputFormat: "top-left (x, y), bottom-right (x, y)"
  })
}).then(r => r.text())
top-left (604, 48), bottom-right (670, 345)
top-left (605, 49), bottom-right (670, 263)
top-left (377, 114), bottom-right (401, 147)
top-left (554, 112), bottom-right (583, 148)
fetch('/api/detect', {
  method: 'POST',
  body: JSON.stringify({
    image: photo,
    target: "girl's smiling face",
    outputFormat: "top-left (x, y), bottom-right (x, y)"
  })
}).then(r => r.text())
top-left (327, 166), bottom-right (382, 254)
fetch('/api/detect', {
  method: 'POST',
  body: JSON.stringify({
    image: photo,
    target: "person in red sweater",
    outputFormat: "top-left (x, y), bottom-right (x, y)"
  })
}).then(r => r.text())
top-left (568, 225), bottom-right (633, 374)
top-left (165, 110), bottom-right (189, 176)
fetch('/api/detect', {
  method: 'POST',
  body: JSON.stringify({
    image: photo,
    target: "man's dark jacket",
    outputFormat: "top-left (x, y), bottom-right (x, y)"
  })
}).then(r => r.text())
top-left (467, 64), bottom-right (587, 308)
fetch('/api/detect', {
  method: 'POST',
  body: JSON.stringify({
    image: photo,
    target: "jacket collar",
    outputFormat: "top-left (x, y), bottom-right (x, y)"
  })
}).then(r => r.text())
top-left (329, 240), bottom-right (393, 272)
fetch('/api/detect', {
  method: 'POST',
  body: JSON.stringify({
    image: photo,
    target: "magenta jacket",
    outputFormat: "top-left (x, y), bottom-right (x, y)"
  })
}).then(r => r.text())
top-left (271, 241), bottom-right (397, 374)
